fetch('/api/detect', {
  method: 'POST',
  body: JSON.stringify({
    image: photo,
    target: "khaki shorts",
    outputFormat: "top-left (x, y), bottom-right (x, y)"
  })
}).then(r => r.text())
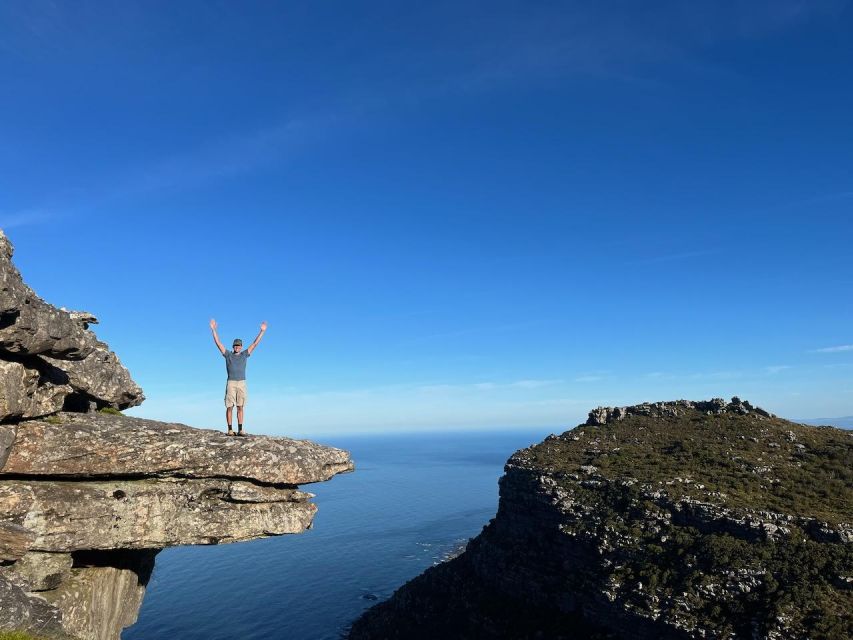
top-left (225, 380), bottom-right (247, 407)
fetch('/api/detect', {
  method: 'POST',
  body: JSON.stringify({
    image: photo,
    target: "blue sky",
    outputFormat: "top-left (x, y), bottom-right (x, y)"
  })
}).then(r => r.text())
top-left (2, 1), bottom-right (852, 436)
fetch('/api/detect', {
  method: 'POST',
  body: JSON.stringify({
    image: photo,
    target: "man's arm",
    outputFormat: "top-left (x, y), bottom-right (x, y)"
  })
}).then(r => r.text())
top-left (209, 318), bottom-right (226, 355)
top-left (247, 321), bottom-right (267, 355)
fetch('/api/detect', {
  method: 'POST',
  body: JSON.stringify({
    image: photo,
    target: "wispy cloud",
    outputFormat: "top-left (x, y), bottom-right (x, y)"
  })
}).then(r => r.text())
top-left (574, 375), bottom-right (604, 383)
top-left (7, 1), bottom-right (845, 236)
top-left (643, 369), bottom-right (746, 381)
top-left (103, 114), bottom-right (340, 202)
top-left (8, 2), bottom-right (842, 219)
top-left (813, 345), bottom-right (853, 353)
top-left (513, 379), bottom-right (562, 389)
top-left (358, 1), bottom-right (841, 108)
top-left (135, 378), bottom-right (583, 433)
top-left (764, 365), bottom-right (792, 374)
top-left (701, 370), bottom-right (744, 380)
top-left (777, 190), bottom-right (853, 211)
top-left (0, 209), bottom-right (60, 229)
top-left (406, 320), bottom-right (545, 344)
top-left (11, 113), bottom-right (344, 220)
top-left (417, 379), bottom-right (563, 393)
top-left (630, 249), bottom-right (722, 265)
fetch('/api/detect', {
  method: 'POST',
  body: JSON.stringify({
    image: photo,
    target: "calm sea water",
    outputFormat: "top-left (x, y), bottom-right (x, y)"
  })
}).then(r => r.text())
top-left (122, 429), bottom-right (552, 640)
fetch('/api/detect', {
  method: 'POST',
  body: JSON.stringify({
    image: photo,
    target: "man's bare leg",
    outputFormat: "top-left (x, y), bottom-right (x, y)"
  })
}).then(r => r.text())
top-left (237, 406), bottom-right (244, 435)
top-left (226, 407), bottom-right (235, 435)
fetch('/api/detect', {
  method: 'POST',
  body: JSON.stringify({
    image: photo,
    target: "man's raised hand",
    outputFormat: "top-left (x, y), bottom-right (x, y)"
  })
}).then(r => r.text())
top-left (210, 318), bottom-right (218, 331)
top-left (260, 321), bottom-right (268, 332)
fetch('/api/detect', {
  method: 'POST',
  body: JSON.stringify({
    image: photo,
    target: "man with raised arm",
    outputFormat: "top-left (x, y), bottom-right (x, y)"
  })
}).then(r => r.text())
top-left (209, 319), bottom-right (267, 436)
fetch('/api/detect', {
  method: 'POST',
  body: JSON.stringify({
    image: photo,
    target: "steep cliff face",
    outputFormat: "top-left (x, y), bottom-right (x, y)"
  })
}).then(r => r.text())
top-left (0, 229), bottom-right (354, 640)
top-left (350, 399), bottom-right (852, 640)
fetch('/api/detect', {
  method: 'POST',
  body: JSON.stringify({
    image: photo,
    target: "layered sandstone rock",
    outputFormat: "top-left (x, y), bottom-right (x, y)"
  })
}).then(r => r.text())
top-left (0, 418), bottom-right (352, 640)
top-left (4, 412), bottom-right (352, 484)
top-left (0, 229), bottom-right (355, 640)
top-left (0, 477), bottom-right (318, 552)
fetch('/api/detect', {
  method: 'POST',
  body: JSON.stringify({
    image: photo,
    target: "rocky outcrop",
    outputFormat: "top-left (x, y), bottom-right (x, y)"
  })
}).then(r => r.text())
top-left (3, 412), bottom-right (352, 484)
top-left (0, 229), bottom-right (355, 640)
top-left (350, 399), bottom-right (852, 640)
top-left (0, 477), bottom-right (317, 552)
top-left (0, 229), bottom-right (143, 419)
top-left (585, 397), bottom-right (773, 426)
top-left (0, 416), bottom-right (353, 640)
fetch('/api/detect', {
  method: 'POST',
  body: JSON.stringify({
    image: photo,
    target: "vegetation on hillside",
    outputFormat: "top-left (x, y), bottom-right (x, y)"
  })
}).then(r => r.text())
top-left (513, 408), bottom-right (853, 639)
top-left (525, 410), bottom-right (851, 523)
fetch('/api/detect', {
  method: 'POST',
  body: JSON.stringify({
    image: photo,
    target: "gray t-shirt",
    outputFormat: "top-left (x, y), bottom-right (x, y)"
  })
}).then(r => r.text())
top-left (224, 350), bottom-right (250, 381)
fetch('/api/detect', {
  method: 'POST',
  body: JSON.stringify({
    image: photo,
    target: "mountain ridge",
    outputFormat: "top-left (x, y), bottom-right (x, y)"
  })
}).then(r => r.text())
top-left (350, 399), bottom-right (852, 639)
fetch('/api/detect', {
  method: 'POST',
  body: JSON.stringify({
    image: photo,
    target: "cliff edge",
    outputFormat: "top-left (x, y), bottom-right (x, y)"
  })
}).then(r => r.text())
top-left (349, 399), bottom-right (852, 640)
top-left (0, 229), bottom-right (354, 640)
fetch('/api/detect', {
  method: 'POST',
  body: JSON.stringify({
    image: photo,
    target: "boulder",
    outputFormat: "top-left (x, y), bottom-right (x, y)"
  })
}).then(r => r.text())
top-left (41, 340), bottom-right (143, 410)
top-left (3, 412), bottom-right (354, 485)
top-left (0, 360), bottom-right (71, 421)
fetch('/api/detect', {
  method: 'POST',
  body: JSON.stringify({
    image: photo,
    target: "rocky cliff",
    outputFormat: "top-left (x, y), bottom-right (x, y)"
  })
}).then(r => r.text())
top-left (349, 399), bottom-right (852, 640)
top-left (0, 229), bottom-right (354, 639)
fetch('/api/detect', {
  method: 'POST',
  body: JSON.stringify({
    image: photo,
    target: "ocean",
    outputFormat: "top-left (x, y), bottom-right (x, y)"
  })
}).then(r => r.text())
top-left (121, 429), bottom-right (553, 640)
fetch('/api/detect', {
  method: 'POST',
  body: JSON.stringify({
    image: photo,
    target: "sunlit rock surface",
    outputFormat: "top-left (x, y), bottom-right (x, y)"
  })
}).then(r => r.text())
top-left (0, 229), bottom-right (355, 639)
top-left (5, 412), bottom-right (352, 484)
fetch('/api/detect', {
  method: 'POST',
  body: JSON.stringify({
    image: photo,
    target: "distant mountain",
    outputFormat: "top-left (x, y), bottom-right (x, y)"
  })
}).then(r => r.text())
top-left (797, 416), bottom-right (853, 429)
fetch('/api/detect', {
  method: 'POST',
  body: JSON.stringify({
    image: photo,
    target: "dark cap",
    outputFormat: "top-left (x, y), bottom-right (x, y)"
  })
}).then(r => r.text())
top-left (232, 338), bottom-right (243, 346)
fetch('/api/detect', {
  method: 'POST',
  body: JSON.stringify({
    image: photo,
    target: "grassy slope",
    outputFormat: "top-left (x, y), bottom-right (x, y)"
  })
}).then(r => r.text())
top-left (513, 409), bottom-right (852, 638)
top-left (523, 410), bottom-right (851, 524)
